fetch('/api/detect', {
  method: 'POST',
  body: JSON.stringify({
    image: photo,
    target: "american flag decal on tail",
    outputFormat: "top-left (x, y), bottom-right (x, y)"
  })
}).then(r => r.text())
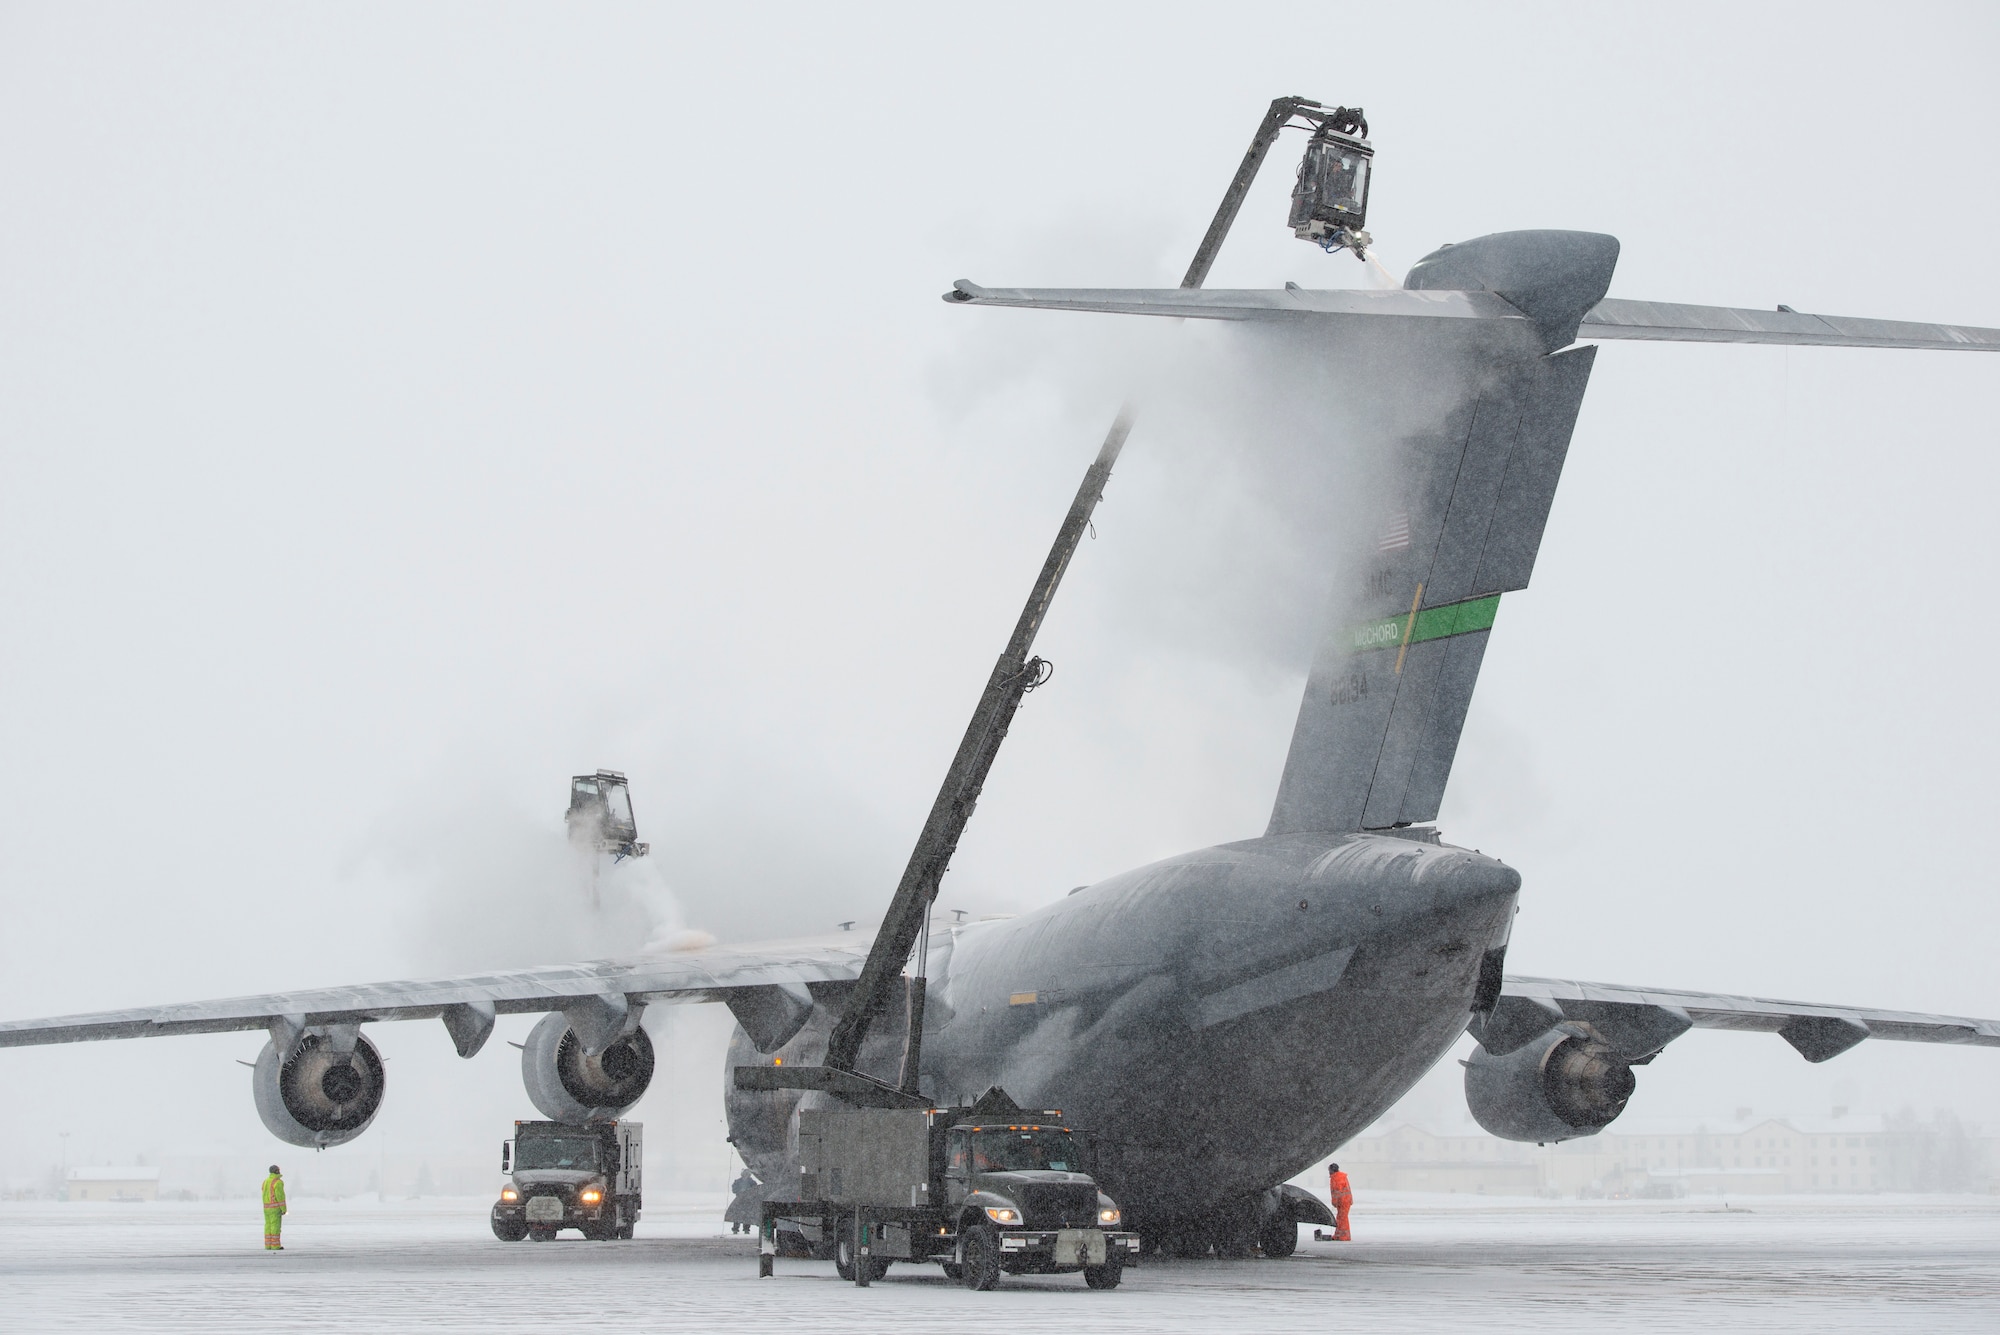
top-left (1376, 510), bottom-right (1411, 552)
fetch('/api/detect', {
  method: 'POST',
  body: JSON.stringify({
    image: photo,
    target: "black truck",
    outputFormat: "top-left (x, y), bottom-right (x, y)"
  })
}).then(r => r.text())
top-left (491, 1119), bottom-right (642, 1242)
top-left (758, 1091), bottom-right (1137, 1289)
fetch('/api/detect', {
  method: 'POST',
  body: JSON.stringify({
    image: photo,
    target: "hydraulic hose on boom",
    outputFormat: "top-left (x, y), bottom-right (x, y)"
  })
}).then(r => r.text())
top-left (742, 95), bottom-right (1357, 1104)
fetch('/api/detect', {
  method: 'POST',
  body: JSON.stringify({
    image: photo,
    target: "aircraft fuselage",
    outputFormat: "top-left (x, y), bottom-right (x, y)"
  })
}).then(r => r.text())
top-left (725, 829), bottom-right (1519, 1233)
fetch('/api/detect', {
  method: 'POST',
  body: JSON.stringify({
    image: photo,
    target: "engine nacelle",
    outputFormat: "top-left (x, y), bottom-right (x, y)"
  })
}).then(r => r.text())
top-left (253, 1028), bottom-right (387, 1148)
top-left (1464, 1027), bottom-right (1636, 1143)
top-left (521, 1012), bottom-right (656, 1122)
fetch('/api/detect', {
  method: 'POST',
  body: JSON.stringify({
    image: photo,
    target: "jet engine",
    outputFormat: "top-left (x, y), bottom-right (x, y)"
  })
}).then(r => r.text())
top-left (1464, 1027), bottom-right (1636, 1143)
top-left (252, 1028), bottom-right (387, 1148)
top-left (521, 1011), bottom-right (655, 1122)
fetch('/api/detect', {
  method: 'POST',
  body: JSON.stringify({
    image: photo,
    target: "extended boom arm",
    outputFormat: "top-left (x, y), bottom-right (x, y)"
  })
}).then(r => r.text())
top-left (818, 96), bottom-right (1322, 1086)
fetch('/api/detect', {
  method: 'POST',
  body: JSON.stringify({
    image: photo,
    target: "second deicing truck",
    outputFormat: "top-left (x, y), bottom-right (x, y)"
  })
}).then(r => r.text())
top-left (491, 1119), bottom-right (641, 1241)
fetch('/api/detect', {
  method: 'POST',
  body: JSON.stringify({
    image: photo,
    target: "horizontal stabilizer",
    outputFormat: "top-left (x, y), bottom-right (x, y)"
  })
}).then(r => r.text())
top-left (946, 279), bottom-right (1524, 326)
top-left (1580, 298), bottom-right (2000, 351)
top-left (946, 281), bottom-right (2000, 353)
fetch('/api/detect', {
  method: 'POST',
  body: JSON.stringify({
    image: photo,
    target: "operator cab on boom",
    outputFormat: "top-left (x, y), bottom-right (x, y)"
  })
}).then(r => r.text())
top-left (565, 769), bottom-right (648, 860)
top-left (1287, 105), bottom-right (1373, 257)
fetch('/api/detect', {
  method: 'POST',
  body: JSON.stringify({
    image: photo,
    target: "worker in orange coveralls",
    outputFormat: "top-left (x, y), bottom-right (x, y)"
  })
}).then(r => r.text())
top-left (1327, 1162), bottom-right (1353, 1240)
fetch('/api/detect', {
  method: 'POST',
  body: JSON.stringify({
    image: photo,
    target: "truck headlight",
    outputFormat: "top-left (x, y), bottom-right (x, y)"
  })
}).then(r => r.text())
top-left (500, 1188), bottom-right (518, 1202)
top-left (983, 1206), bottom-right (1018, 1224)
top-left (1098, 1207), bottom-right (1120, 1225)
top-left (580, 1188), bottom-right (603, 1204)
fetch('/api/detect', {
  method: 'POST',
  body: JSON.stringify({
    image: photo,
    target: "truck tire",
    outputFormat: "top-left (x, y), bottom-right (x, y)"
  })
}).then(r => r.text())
top-left (834, 1233), bottom-right (890, 1283)
top-left (1259, 1217), bottom-right (1298, 1258)
top-left (1083, 1249), bottom-right (1124, 1290)
top-left (939, 1260), bottom-right (964, 1281)
top-left (492, 1217), bottom-right (528, 1242)
top-left (961, 1226), bottom-right (1001, 1291)
top-left (528, 1226), bottom-right (558, 1242)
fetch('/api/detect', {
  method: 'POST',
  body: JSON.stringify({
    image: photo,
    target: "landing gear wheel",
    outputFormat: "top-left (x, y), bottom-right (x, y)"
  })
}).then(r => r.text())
top-left (527, 1226), bottom-right (557, 1242)
top-left (491, 1217), bottom-right (527, 1242)
top-left (1083, 1249), bottom-right (1125, 1290)
top-left (1259, 1217), bottom-right (1299, 1258)
top-left (961, 1225), bottom-right (1001, 1291)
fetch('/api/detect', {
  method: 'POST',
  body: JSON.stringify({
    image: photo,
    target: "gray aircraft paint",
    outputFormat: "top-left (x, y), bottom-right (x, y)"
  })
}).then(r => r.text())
top-left (5, 231), bottom-right (2000, 1237)
top-left (1266, 239), bottom-right (1608, 834)
top-left (725, 830), bottom-right (1518, 1225)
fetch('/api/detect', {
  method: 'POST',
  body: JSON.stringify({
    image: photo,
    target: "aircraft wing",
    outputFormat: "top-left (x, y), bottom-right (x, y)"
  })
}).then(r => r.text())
top-left (944, 280), bottom-right (2000, 352)
top-left (1480, 974), bottom-right (2000, 1064)
top-left (0, 935), bottom-right (867, 1055)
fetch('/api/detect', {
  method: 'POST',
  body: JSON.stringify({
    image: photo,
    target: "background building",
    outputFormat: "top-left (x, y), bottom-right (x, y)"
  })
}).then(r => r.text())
top-left (64, 1167), bottom-right (159, 1202)
top-left (1341, 1110), bottom-right (1995, 1197)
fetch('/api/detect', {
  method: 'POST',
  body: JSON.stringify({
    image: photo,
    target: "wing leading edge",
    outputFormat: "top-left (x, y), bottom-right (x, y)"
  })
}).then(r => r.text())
top-left (0, 935), bottom-right (868, 1050)
top-left (1482, 975), bottom-right (2000, 1065)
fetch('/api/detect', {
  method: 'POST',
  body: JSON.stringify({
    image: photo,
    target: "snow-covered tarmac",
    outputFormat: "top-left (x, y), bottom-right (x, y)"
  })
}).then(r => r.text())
top-left (3, 1190), bottom-right (1996, 1332)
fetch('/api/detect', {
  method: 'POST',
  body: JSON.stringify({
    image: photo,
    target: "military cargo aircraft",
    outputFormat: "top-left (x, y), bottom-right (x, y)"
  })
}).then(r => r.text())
top-left (4, 227), bottom-right (1998, 1257)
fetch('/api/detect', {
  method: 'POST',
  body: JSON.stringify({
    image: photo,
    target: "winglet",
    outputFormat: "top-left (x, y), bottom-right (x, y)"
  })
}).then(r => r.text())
top-left (943, 280), bottom-right (986, 303)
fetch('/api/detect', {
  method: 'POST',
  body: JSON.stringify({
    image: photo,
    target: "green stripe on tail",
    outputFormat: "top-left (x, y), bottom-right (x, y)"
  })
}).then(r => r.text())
top-left (1347, 594), bottom-right (1501, 654)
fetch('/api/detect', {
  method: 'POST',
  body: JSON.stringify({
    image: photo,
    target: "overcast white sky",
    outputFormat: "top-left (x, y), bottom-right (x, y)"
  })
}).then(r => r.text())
top-left (3, 3), bottom-right (1998, 1181)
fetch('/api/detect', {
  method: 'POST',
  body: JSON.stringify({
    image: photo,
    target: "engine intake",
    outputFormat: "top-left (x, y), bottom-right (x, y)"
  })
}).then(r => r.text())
top-left (521, 1011), bottom-right (655, 1122)
top-left (1464, 1027), bottom-right (1636, 1143)
top-left (253, 1028), bottom-right (387, 1148)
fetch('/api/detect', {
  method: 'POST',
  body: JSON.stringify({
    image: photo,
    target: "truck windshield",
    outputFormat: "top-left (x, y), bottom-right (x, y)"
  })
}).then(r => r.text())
top-left (969, 1129), bottom-right (1077, 1173)
top-left (514, 1136), bottom-right (599, 1171)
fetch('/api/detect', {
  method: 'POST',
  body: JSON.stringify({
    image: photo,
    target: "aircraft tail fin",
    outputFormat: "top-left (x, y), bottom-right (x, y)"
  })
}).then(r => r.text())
top-left (1266, 232), bottom-right (1613, 834)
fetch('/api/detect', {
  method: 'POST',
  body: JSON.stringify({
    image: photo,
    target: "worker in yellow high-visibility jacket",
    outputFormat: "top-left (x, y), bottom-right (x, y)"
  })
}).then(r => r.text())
top-left (262, 1165), bottom-right (287, 1250)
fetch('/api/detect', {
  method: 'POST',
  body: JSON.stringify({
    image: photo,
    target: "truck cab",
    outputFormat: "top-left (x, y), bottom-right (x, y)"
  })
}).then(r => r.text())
top-left (939, 1116), bottom-right (1134, 1288)
top-left (491, 1119), bottom-right (641, 1242)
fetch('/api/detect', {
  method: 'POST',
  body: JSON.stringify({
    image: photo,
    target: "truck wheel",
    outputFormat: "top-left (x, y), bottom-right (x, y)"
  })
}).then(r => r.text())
top-left (528, 1226), bottom-right (557, 1242)
top-left (1083, 1249), bottom-right (1124, 1290)
top-left (961, 1226), bottom-right (1001, 1291)
top-left (939, 1260), bottom-right (964, 1281)
top-left (832, 1223), bottom-right (856, 1279)
top-left (835, 1234), bottom-right (889, 1282)
top-left (1258, 1217), bottom-right (1298, 1258)
top-left (491, 1217), bottom-right (528, 1242)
